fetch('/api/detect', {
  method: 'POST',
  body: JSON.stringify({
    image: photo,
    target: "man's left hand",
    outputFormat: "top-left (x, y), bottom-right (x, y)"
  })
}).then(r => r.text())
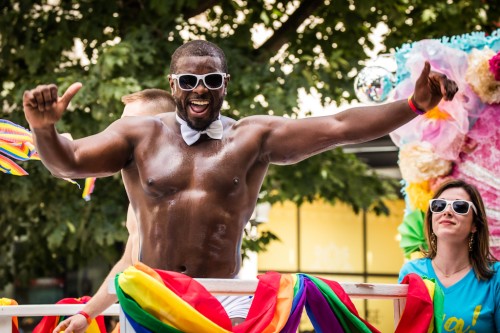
top-left (413, 61), bottom-right (459, 112)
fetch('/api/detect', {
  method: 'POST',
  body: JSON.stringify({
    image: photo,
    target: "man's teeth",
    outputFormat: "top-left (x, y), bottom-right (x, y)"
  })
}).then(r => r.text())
top-left (191, 100), bottom-right (209, 105)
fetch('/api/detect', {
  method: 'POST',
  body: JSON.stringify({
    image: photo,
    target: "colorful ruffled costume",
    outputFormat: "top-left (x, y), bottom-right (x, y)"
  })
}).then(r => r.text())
top-left (0, 119), bottom-right (39, 176)
top-left (0, 119), bottom-right (96, 200)
top-left (452, 105), bottom-right (500, 247)
top-left (115, 263), bottom-right (442, 333)
top-left (390, 30), bottom-right (500, 258)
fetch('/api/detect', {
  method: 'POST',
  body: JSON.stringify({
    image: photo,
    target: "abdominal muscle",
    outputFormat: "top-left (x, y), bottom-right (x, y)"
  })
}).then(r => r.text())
top-left (136, 202), bottom-right (245, 279)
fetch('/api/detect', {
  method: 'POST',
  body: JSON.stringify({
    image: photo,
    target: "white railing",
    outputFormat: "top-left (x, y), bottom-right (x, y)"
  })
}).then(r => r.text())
top-left (0, 281), bottom-right (408, 332)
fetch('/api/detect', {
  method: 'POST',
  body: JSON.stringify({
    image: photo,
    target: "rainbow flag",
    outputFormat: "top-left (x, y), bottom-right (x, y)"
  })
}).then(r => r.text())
top-left (116, 263), bottom-right (394, 332)
top-left (82, 177), bottom-right (96, 201)
top-left (116, 264), bottom-right (442, 332)
top-left (397, 274), bottom-right (443, 333)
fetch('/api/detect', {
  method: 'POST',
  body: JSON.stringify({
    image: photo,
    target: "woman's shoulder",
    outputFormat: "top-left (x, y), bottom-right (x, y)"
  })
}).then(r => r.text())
top-left (478, 261), bottom-right (500, 290)
top-left (486, 262), bottom-right (500, 301)
top-left (402, 257), bottom-right (429, 269)
top-left (491, 261), bottom-right (500, 270)
top-left (490, 261), bottom-right (500, 280)
top-left (399, 258), bottom-right (430, 282)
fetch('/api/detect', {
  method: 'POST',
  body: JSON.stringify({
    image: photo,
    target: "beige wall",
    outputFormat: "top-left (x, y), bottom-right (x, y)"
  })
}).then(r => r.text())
top-left (366, 200), bottom-right (406, 274)
top-left (257, 199), bottom-right (405, 332)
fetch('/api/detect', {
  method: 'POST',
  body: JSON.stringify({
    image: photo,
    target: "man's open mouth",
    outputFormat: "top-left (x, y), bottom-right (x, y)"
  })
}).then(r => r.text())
top-left (189, 100), bottom-right (209, 114)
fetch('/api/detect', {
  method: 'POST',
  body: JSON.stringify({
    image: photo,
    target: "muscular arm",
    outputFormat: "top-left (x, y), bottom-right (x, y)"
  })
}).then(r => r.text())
top-left (258, 99), bottom-right (414, 164)
top-left (259, 62), bottom-right (457, 165)
top-left (31, 123), bottom-right (133, 179)
top-left (23, 83), bottom-right (134, 179)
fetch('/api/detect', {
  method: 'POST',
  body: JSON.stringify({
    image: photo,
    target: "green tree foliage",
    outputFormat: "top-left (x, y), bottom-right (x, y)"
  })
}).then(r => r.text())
top-left (1, 0), bottom-right (498, 286)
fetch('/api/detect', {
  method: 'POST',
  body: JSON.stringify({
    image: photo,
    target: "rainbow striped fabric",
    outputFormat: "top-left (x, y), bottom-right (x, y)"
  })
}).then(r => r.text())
top-left (82, 177), bottom-right (96, 201)
top-left (1, 118), bottom-right (97, 199)
top-left (397, 274), bottom-right (443, 333)
top-left (116, 263), bottom-right (442, 333)
top-left (0, 119), bottom-right (39, 176)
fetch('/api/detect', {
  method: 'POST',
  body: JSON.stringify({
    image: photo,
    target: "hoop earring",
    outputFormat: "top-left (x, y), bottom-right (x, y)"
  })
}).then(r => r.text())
top-left (469, 233), bottom-right (475, 252)
top-left (431, 232), bottom-right (437, 251)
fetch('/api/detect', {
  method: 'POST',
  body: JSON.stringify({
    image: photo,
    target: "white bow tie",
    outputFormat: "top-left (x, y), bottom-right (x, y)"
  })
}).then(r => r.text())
top-left (176, 114), bottom-right (223, 146)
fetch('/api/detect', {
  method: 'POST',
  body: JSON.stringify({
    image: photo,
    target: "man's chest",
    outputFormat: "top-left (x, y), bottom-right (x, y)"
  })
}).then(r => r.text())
top-left (131, 137), bottom-right (260, 197)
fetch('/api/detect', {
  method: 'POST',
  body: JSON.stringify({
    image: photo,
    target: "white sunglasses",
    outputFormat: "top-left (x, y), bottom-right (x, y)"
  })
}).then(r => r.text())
top-left (169, 72), bottom-right (227, 91)
top-left (429, 199), bottom-right (478, 215)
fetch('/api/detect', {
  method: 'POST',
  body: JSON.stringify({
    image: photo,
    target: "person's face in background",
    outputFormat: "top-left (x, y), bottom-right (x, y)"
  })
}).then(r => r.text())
top-left (431, 186), bottom-right (476, 246)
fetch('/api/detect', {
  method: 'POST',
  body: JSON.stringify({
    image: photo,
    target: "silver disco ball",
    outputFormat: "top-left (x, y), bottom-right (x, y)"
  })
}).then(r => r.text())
top-left (354, 66), bottom-right (395, 104)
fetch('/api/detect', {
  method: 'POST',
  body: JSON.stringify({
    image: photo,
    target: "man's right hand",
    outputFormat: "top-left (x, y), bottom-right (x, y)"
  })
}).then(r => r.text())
top-left (52, 313), bottom-right (89, 333)
top-left (23, 82), bottom-right (82, 129)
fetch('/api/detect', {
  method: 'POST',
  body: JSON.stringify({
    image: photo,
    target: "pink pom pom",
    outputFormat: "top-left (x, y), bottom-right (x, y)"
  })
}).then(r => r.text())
top-left (489, 51), bottom-right (500, 81)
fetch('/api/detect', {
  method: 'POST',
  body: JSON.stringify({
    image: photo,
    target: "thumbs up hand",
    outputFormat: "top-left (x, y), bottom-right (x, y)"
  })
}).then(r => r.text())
top-left (23, 82), bottom-right (82, 129)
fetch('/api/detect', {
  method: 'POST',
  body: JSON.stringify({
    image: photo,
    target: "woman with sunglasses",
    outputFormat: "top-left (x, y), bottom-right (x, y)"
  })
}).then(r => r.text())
top-left (399, 179), bottom-right (500, 332)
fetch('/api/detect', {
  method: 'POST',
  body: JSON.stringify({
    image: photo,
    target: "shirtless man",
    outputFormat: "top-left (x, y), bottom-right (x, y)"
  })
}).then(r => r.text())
top-left (23, 40), bottom-right (458, 332)
top-left (56, 89), bottom-right (176, 333)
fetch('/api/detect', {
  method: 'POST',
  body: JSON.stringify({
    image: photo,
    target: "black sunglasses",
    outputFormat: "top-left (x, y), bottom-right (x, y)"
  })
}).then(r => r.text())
top-left (429, 199), bottom-right (478, 215)
top-left (169, 72), bottom-right (227, 91)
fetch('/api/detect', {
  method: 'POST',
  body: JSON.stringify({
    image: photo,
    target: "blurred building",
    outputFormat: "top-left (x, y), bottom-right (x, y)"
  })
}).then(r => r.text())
top-left (254, 135), bottom-right (404, 332)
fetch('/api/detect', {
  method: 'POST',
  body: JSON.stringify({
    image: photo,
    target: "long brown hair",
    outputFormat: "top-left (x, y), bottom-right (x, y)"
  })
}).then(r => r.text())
top-left (424, 179), bottom-right (496, 280)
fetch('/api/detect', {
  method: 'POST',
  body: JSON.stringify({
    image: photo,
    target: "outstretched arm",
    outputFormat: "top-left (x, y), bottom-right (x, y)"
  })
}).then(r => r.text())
top-left (23, 83), bottom-right (133, 178)
top-left (259, 62), bottom-right (458, 164)
top-left (52, 205), bottom-right (138, 333)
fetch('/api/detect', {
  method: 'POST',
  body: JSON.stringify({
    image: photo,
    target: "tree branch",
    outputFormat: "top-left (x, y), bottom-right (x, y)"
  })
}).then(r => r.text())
top-left (183, 0), bottom-right (222, 20)
top-left (256, 0), bottom-right (325, 58)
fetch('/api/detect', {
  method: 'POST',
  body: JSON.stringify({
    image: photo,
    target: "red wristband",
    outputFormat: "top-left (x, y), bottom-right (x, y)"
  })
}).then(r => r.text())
top-left (407, 94), bottom-right (426, 115)
top-left (77, 310), bottom-right (92, 324)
